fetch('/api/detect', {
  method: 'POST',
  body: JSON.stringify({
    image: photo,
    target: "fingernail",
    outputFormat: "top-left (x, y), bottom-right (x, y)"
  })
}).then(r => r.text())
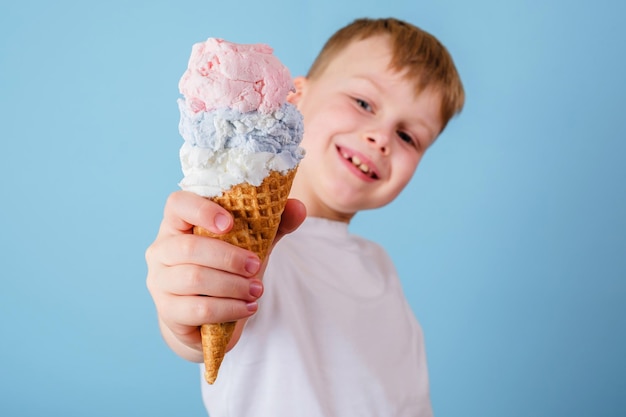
top-left (249, 281), bottom-right (263, 298)
top-left (215, 213), bottom-right (230, 232)
top-left (246, 301), bottom-right (258, 312)
top-left (245, 257), bottom-right (260, 274)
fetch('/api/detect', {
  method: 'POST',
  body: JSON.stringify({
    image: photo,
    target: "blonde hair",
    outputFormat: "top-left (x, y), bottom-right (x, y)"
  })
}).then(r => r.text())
top-left (307, 18), bottom-right (465, 130)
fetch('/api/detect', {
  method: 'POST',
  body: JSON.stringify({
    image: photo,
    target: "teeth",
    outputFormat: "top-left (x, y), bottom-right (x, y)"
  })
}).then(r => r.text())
top-left (340, 149), bottom-right (374, 177)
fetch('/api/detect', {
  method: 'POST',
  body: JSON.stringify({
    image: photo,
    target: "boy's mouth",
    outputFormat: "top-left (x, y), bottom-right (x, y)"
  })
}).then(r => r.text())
top-left (337, 146), bottom-right (379, 180)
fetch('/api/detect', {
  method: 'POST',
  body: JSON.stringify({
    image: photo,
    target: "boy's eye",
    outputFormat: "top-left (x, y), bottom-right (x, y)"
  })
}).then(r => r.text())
top-left (397, 131), bottom-right (414, 145)
top-left (355, 98), bottom-right (372, 112)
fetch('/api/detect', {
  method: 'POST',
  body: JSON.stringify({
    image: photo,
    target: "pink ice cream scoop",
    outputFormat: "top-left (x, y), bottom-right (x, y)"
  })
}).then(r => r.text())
top-left (178, 38), bottom-right (294, 114)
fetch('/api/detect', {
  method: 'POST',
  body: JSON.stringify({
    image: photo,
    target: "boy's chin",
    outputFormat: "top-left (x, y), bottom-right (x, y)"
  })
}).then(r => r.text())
top-left (328, 201), bottom-right (388, 221)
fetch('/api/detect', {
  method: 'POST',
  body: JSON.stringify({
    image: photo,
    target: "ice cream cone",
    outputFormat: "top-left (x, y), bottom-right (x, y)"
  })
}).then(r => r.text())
top-left (176, 37), bottom-right (303, 384)
top-left (194, 168), bottom-right (297, 384)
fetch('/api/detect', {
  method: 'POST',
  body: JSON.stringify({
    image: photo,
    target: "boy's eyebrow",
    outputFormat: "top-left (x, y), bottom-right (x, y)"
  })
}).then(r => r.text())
top-left (351, 75), bottom-right (383, 91)
top-left (411, 104), bottom-right (443, 140)
top-left (414, 119), bottom-right (438, 143)
top-left (400, 104), bottom-right (442, 144)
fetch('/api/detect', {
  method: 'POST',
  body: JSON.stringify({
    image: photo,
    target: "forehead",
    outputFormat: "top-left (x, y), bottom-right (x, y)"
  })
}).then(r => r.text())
top-left (324, 35), bottom-right (393, 74)
top-left (321, 35), bottom-right (427, 100)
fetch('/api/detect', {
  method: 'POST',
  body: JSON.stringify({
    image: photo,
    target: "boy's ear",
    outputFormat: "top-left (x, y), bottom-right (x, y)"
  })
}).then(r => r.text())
top-left (287, 76), bottom-right (308, 105)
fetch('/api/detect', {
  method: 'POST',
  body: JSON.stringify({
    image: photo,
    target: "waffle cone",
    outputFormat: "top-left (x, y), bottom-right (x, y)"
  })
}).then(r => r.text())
top-left (193, 168), bottom-right (297, 384)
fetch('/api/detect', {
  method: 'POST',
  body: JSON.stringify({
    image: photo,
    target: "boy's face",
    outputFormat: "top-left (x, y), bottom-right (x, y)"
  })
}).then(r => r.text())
top-left (289, 35), bottom-right (443, 222)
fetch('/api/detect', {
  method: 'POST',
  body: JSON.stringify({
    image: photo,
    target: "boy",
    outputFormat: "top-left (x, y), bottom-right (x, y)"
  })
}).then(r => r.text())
top-left (146, 17), bottom-right (464, 416)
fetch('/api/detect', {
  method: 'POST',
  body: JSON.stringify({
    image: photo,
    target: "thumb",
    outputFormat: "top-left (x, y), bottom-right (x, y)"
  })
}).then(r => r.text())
top-left (273, 199), bottom-right (306, 246)
top-left (158, 191), bottom-right (234, 237)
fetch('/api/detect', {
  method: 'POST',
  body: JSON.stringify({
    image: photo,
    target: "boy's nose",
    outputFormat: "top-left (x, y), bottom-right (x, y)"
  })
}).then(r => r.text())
top-left (366, 134), bottom-right (391, 156)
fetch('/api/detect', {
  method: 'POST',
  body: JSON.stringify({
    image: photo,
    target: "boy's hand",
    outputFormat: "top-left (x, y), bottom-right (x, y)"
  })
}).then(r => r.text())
top-left (145, 191), bottom-right (305, 362)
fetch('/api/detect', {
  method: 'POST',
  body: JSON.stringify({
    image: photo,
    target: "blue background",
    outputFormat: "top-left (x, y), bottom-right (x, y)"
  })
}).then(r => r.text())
top-left (1, 0), bottom-right (624, 416)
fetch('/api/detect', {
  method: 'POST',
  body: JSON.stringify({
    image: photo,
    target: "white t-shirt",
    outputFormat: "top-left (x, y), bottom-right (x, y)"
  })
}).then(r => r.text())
top-left (201, 217), bottom-right (433, 417)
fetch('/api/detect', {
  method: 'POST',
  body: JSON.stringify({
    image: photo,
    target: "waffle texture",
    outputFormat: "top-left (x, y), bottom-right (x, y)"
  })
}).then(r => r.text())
top-left (193, 168), bottom-right (297, 384)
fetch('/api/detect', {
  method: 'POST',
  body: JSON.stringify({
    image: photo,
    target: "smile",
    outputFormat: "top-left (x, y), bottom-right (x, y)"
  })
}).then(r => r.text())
top-left (337, 146), bottom-right (379, 180)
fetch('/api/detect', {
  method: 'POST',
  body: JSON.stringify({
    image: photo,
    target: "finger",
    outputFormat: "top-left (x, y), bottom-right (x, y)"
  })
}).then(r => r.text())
top-left (147, 233), bottom-right (261, 277)
top-left (152, 264), bottom-right (264, 301)
top-left (159, 191), bottom-right (234, 237)
top-left (160, 292), bottom-right (259, 327)
top-left (274, 198), bottom-right (307, 244)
